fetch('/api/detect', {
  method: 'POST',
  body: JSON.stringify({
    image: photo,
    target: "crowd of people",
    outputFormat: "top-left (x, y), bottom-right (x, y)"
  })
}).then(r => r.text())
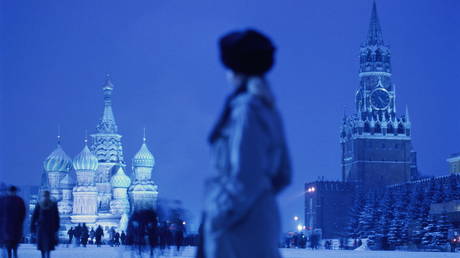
top-left (66, 224), bottom-right (108, 247)
top-left (0, 183), bottom-right (190, 258)
top-left (126, 209), bottom-right (187, 257)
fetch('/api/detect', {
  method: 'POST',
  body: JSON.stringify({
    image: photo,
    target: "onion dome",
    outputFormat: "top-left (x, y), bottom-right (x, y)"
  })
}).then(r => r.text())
top-left (43, 144), bottom-right (72, 172)
top-left (111, 167), bottom-right (131, 188)
top-left (73, 141), bottom-right (99, 171)
top-left (133, 137), bottom-right (155, 168)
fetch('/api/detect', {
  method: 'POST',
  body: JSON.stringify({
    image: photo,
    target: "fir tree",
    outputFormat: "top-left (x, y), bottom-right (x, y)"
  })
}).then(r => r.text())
top-left (345, 187), bottom-right (366, 240)
top-left (376, 189), bottom-right (396, 249)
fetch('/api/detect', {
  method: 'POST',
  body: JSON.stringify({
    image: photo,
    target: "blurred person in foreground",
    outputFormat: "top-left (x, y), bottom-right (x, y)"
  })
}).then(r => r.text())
top-left (1, 186), bottom-right (26, 258)
top-left (201, 29), bottom-right (292, 258)
top-left (126, 209), bottom-right (158, 257)
top-left (0, 183), bottom-right (7, 258)
top-left (31, 190), bottom-right (60, 258)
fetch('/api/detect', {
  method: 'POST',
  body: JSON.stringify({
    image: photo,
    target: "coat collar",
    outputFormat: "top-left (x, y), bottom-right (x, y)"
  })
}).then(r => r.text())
top-left (247, 77), bottom-right (275, 106)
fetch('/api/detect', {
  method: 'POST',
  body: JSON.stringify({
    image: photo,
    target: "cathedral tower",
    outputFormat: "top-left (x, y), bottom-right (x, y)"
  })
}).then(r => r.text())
top-left (43, 135), bottom-right (72, 201)
top-left (110, 167), bottom-right (131, 215)
top-left (340, 2), bottom-right (418, 190)
top-left (71, 139), bottom-right (99, 223)
top-left (91, 75), bottom-right (124, 214)
top-left (129, 133), bottom-right (158, 211)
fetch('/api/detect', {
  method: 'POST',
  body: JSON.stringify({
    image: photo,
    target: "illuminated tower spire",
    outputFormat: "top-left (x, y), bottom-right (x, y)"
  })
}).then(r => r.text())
top-left (97, 74), bottom-right (118, 133)
top-left (366, 1), bottom-right (384, 46)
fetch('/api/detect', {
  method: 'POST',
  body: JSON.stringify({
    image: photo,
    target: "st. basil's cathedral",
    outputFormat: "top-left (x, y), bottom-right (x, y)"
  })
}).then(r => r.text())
top-left (36, 76), bottom-right (158, 232)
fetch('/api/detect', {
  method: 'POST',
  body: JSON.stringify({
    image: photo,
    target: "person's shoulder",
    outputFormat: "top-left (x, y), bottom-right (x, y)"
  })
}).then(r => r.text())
top-left (230, 92), bottom-right (265, 118)
top-left (231, 92), bottom-right (263, 108)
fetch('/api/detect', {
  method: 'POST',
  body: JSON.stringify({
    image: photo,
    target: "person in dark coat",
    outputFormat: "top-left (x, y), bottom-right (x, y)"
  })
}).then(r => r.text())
top-left (2, 186), bottom-right (26, 258)
top-left (80, 224), bottom-right (89, 247)
top-left (31, 190), bottom-right (60, 258)
top-left (145, 212), bottom-right (158, 257)
top-left (67, 227), bottom-right (74, 247)
top-left (127, 209), bottom-right (158, 257)
top-left (113, 232), bottom-right (120, 247)
top-left (95, 226), bottom-right (104, 247)
top-left (120, 231), bottom-right (126, 245)
top-left (89, 228), bottom-right (95, 245)
top-left (0, 183), bottom-right (7, 257)
top-left (73, 224), bottom-right (81, 247)
top-left (158, 222), bottom-right (169, 255)
top-left (174, 220), bottom-right (185, 254)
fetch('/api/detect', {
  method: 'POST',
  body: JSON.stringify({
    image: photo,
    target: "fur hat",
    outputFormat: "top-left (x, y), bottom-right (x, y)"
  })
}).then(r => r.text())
top-left (219, 29), bottom-right (276, 76)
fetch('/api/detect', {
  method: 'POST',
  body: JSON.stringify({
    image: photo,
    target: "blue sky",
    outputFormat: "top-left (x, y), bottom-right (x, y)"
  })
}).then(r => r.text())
top-left (1, 0), bottom-right (459, 231)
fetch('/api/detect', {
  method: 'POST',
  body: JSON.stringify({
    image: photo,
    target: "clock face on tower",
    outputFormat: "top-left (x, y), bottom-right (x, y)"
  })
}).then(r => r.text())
top-left (370, 88), bottom-right (390, 110)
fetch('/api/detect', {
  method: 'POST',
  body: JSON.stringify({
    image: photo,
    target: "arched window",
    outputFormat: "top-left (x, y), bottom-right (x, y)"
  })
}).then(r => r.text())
top-left (375, 49), bottom-right (382, 62)
top-left (364, 122), bottom-right (370, 133)
top-left (387, 124), bottom-right (394, 134)
top-left (397, 123), bottom-right (405, 134)
top-left (367, 50), bottom-right (372, 62)
top-left (374, 123), bottom-right (382, 134)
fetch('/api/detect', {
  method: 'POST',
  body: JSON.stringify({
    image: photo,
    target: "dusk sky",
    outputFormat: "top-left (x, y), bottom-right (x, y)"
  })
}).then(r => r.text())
top-left (1, 0), bottom-right (459, 231)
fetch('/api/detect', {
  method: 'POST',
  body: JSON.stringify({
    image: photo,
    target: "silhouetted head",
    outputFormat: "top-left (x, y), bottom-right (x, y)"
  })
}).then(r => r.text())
top-left (219, 29), bottom-right (275, 80)
top-left (42, 190), bottom-right (51, 200)
top-left (8, 185), bottom-right (19, 195)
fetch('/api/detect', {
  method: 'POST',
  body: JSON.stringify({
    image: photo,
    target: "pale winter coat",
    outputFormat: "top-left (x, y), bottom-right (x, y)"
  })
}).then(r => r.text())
top-left (204, 78), bottom-right (292, 258)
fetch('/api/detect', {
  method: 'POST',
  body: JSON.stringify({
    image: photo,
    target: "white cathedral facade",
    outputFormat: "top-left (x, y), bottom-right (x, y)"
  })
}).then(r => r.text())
top-left (39, 76), bottom-right (158, 231)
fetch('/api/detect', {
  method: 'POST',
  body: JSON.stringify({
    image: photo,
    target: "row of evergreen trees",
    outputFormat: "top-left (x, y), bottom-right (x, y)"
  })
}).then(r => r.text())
top-left (346, 175), bottom-right (460, 250)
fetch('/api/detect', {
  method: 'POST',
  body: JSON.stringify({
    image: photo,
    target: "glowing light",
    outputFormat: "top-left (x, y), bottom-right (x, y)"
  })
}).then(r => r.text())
top-left (293, 216), bottom-right (299, 221)
top-left (307, 186), bottom-right (317, 193)
top-left (297, 224), bottom-right (303, 232)
top-left (182, 221), bottom-right (186, 225)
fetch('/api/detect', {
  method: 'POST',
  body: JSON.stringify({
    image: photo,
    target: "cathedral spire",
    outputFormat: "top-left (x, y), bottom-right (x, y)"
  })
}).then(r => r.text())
top-left (97, 74), bottom-right (118, 133)
top-left (405, 105), bottom-right (411, 125)
top-left (57, 124), bottom-right (61, 146)
top-left (366, 1), bottom-right (384, 46)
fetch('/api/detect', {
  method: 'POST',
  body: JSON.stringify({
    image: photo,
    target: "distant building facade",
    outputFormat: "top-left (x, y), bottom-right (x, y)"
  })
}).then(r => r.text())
top-left (304, 181), bottom-right (356, 239)
top-left (34, 76), bottom-right (159, 233)
top-left (305, 2), bottom-right (418, 239)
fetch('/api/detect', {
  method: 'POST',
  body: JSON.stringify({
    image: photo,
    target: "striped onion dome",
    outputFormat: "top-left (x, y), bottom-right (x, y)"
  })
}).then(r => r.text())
top-left (73, 143), bottom-right (99, 171)
top-left (111, 167), bottom-right (131, 188)
top-left (132, 140), bottom-right (155, 168)
top-left (43, 144), bottom-right (72, 172)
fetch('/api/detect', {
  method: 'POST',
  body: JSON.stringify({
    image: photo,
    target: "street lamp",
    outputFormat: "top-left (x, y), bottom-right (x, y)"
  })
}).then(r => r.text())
top-left (297, 224), bottom-right (303, 232)
top-left (293, 216), bottom-right (299, 221)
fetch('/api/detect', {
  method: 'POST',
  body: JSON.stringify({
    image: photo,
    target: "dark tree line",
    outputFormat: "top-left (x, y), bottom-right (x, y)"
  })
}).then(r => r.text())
top-left (346, 175), bottom-right (460, 250)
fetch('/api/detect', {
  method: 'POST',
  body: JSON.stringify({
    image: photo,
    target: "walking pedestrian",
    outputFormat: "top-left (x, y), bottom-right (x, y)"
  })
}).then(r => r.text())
top-left (120, 231), bottom-right (126, 245)
top-left (31, 190), bottom-right (60, 258)
top-left (89, 228), bottom-right (95, 245)
top-left (67, 227), bottom-right (74, 247)
top-left (80, 224), bottom-right (89, 247)
top-left (146, 211), bottom-right (158, 257)
top-left (113, 232), bottom-right (120, 247)
top-left (73, 224), bottom-right (81, 247)
top-left (1, 186), bottom-right (26, 258)
top-left (174, 220), bottom-right (185, 255)
top-left (202, 29), bottom-right (292, 258)
top-left (127, 209), bottom-right (158, 257)
top-left (158, 221), bottom-right (170, 255)
top-left (0, 183), bottom-right (7, 258)
top-left (95, 226), bottom-right (104, 247)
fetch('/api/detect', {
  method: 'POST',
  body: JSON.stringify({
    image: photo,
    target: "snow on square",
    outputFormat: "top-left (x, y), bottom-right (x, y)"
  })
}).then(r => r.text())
top-left (13, 244), bottom-right (459, 258)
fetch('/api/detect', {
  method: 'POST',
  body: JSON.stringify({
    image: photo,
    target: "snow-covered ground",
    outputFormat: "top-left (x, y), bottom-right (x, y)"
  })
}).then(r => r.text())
top-left (11, 244), bottom-right (459, 258)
